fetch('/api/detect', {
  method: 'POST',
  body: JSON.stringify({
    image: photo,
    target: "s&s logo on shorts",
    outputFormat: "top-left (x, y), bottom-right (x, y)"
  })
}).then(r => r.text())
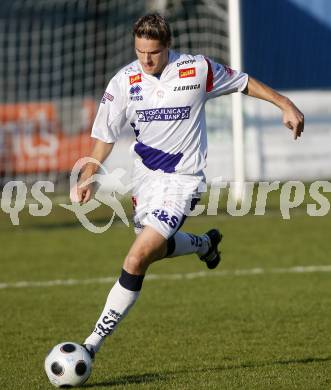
top-left (151, 209), bottom-right (179, 229)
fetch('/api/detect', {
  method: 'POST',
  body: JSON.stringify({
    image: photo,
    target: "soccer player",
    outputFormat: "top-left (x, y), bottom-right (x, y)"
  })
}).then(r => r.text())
top-left (75, 14), bottom-right (304, 359)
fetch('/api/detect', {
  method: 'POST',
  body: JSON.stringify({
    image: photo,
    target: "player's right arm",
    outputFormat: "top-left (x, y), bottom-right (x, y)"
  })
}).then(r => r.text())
top-left (75, 140), bottom-right (114, 204)
top-left (72, 71), bottom-right (128, 203)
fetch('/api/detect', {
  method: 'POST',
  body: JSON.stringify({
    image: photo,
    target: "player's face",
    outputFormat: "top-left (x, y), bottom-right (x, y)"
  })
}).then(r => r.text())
top-left (135, 36), bottom-right (169, 75)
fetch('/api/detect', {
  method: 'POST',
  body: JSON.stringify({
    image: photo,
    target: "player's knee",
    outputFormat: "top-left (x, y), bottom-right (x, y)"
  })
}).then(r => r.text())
top-left (124, 253), bottom-right (149, 274)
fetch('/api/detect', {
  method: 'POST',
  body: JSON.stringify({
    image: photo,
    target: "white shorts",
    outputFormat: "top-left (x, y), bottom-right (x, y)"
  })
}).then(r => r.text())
top-left (131, 159), bottom-right (205, 239)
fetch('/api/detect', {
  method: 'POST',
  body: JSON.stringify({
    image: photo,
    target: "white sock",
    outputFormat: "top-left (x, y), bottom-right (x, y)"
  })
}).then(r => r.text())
top-left (167, 231), bottom-right (210, 258)
top-left (84, 272), bottom-right (143, 352)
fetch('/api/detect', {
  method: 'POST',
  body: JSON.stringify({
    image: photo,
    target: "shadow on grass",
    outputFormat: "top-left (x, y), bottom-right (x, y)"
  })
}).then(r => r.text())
top-left (25, 217), bottom-right (113, 230)
top-left (83, 372), bottom-right (167, 388)
top-left (1, 216), bottom-right (125, 231)
top-left (84, 356), bottom-right (331, 388)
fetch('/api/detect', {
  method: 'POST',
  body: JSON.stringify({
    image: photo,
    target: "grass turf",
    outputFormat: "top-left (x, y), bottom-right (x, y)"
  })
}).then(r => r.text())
top-left (0, 208), bottom-right (330, 389)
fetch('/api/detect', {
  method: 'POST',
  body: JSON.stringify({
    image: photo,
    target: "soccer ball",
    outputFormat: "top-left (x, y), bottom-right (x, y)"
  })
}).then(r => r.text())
top-left (44, 342), bottom-right (92, 388)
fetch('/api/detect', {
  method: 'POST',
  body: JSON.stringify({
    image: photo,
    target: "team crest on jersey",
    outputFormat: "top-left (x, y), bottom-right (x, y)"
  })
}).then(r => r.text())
top-left (129, 73), bottom-right (142, 84)
top-left (157, 90), bottom-right (164, 98)
top-left (179, 67), bottom-right (196, 78)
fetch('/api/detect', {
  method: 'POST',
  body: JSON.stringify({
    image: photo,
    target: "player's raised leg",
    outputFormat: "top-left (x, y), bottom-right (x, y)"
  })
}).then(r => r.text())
top-left (132, 189), bottom-right (223, 269)
top-left (166, 229), bottom-right (223, 269)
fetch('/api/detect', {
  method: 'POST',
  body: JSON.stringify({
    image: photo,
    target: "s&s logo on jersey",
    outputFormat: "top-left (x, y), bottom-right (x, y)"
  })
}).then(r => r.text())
top-left (179, 67), bottom-right (196, 78)
top-left (129, 73), bottom-right (142, 85)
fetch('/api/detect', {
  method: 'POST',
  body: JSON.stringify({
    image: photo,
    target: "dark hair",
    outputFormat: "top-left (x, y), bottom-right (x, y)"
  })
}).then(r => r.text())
top-left (133, 13), bottom-right (171, 47)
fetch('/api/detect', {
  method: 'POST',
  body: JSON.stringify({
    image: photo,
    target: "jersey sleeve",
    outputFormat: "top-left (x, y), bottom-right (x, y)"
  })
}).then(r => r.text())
top-left (91, 75), bottom-right (127, 143)
top-left (204, 57), bottom-right (248, 100)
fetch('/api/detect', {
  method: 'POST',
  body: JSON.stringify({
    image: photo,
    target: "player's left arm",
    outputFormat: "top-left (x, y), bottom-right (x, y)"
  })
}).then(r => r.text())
top-left (243, 76), bottom-right (304, 140)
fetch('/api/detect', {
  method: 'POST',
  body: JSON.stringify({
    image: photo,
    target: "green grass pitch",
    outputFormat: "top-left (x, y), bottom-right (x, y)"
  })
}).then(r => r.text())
top-left (0, 204), bottom-right (331, 389)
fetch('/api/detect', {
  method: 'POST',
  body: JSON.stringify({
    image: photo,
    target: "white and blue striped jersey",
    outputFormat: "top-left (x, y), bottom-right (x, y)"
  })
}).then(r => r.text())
top-left (91, 50), bottom-right (248, 174)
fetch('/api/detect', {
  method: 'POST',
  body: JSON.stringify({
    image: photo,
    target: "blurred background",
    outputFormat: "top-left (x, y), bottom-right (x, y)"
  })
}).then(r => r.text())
top-left (0, 0), bottom-right (330, 190)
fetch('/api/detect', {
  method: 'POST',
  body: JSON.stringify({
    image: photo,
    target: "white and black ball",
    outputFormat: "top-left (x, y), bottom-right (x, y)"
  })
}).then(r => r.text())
top-left (44, 342), bottom-right (92, 388)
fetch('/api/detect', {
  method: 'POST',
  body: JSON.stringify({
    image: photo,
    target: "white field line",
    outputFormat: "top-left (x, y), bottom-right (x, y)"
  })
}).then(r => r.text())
top-left (0, 265), bottom-right (331, 290)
